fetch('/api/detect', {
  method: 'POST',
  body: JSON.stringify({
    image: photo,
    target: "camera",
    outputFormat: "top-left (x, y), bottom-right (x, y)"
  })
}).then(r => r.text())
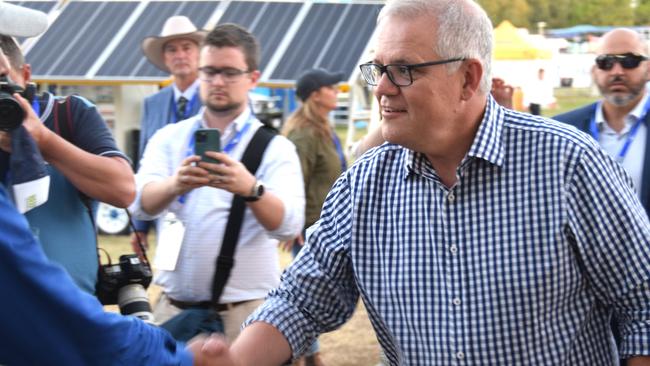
top-left (0, 76), bottom-right (35, 131)
top-left (96, 254), bottom-right (155, 323)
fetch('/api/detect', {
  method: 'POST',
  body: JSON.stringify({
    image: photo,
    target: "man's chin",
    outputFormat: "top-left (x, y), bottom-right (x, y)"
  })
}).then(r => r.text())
top-left (604, 93), bottom-right (637, 107)
top-left (207, 103), bottom-right (240, 114)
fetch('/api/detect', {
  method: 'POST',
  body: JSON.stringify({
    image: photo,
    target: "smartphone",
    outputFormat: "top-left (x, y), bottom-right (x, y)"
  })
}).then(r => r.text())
top-left (194, 128), bottom-right (221, 164)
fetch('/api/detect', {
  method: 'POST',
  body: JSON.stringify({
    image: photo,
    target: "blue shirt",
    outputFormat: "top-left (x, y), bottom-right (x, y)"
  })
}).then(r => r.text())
top-left (0, 184), bottom-right (192, 366)
top-left (247, 96), bottom-right (650, 365)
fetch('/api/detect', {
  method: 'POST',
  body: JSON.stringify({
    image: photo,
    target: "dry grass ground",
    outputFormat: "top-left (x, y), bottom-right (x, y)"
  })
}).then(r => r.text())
top-left (99, 234), bottom-right (380, 366)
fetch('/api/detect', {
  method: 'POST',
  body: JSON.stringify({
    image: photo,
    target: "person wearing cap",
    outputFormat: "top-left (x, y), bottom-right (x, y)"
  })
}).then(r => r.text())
top-left (131, 15), bottom-right (206, 252)
top-left (130, 23), bottom-right (304, 343)
top-left (0, 33), bottom-right (135, 295)
top-left (280, 68), bottom-right (345, 366)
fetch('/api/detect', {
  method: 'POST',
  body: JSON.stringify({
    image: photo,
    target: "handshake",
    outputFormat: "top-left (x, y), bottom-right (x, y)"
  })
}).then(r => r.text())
top-left (187, 334), bottom-right (242, 366)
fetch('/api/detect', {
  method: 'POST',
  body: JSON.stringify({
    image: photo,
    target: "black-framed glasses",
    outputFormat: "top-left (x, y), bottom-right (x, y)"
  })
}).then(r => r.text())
top-left (198, 66), bottom-right (250, 83)
top-left (359, 58), bottom-right (465, 87)
top-left (595, 53), bottom-right (649, 71)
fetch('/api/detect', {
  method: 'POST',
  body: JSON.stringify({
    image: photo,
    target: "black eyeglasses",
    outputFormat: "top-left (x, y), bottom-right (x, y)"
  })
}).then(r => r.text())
top-left (198, 66), bottom-right (250, 83)
top-left (595, 53), bottom-right (649, 71)
top-left (359, 58), bottom-right (465, 87)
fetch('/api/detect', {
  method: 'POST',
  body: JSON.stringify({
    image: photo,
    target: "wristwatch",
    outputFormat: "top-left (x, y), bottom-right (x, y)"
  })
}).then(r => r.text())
top-left (242, 180), bottom-right (265, 202)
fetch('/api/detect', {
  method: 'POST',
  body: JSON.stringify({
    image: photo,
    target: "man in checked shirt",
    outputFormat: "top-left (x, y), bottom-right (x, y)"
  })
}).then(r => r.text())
top-left (187, 0), bottom-right (650, 364)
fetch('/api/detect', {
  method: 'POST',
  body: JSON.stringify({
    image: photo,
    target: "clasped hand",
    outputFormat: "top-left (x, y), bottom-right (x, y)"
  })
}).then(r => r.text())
top-left (172, 152), bottom-right (255, 197)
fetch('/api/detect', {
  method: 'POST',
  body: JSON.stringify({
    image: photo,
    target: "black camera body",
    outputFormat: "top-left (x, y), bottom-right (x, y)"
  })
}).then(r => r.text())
top-left (96, 254), bottom-right (155, 323)
top-left (0, 76), bottom-right (35, 131)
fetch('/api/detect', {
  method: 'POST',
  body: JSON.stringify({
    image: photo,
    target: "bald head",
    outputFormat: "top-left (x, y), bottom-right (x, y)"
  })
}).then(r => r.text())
top-left (597, 28), bottom-right (647, 56)
top-left (593, 28), bottom-right (650, 108)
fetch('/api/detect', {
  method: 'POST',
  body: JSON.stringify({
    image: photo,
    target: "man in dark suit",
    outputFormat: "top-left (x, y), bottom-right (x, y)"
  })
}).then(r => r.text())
top-left (554, 28), bottom-right (649, 217)
top-left (132, 15), bottom-right (206, 251)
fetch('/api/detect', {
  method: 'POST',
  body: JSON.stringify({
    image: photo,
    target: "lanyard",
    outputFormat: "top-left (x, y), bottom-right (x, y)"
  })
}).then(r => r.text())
top-left (331, 131), bottom-right (347, 172)
top-left (32, 97), bottom-right (41, 118)
top-left (590, 97), bottom-right (650, 162)
top-left (178, 115), bottom-right (255, 203)
top-left (170, 92), bottom-right (199, 123)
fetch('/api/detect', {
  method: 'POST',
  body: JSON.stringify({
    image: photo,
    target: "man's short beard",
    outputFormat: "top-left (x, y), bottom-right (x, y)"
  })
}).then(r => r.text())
top-left (206, 101), bottom-right (241, 114)
top-left (601, 90), bottom-right (641, 107)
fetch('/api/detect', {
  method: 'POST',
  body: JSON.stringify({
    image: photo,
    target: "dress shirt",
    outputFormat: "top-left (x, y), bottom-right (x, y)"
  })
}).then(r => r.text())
top-left (247, 96), bottom-right (650, 364)
top-left (0, 184), bottom-right (192, 366)
top-left (130, 107), bottom-right (304, 303)
top-left (173, 80), bottom-right (200, 106)
top-left (594, 94), bottom-right (648, 195)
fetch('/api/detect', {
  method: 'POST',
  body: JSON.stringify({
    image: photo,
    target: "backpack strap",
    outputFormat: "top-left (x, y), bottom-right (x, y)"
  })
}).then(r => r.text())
top-left (210, 126), bottom-right (276, 303)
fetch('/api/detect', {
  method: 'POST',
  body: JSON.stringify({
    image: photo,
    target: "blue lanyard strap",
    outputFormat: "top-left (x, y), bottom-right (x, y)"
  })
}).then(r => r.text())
top-left (32, 97), bottom-right (40, 118)
top-left (331, 131), bottom-right (347, 172)
top-left (590, 97), bottom-right (650, 162)
top-left (170, 92), bottom-right (199, 123)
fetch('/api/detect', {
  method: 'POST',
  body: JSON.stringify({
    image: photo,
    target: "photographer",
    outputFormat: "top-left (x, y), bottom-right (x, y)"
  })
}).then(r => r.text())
top-left (0, 34), bottom-right (135, 294)
top-left (0, 2), bottom-right (214, 364)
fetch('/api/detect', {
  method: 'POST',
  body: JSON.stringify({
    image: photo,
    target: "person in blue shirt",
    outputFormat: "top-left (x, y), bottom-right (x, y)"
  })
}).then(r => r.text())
top-left (0, 34), bottom-right (135, 294)
top-left (194, 0), bottom-right (650, 365)
top-left (0, 181), bottom-right (194, 365)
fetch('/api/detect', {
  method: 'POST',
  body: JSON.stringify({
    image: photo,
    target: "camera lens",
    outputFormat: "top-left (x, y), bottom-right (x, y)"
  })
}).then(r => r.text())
top-left (196, 131), bottom-right (206, 143)
top-left (117, 284), bottom-right (155, 324)
top-left (0, 94), bottom-right (24, 131)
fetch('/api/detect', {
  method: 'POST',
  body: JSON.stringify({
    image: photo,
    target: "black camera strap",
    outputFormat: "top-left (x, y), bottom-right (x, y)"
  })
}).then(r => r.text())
top-left (210, 126), bottom-right (276, 304)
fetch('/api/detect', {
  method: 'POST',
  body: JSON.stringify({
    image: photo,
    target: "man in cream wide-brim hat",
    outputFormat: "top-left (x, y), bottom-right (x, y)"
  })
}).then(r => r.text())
top-left (131, 15), bottom-right (207, 253)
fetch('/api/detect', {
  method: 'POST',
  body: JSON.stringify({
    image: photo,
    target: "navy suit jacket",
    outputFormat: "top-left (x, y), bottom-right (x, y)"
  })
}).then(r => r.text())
top-left (554, 103), bottom-right (650, 216)
top-left (137, 85), bottom-right (202, 161)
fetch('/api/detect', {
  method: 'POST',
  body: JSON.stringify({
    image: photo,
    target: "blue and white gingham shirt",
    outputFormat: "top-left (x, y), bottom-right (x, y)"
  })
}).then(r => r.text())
top-left (247, 96), bottom-right (650, 365)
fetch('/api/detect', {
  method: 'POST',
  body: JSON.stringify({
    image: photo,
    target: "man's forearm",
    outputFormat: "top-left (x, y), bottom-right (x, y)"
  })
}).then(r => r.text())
top-left (628, 356), bottom-right (650, 366)
top-left (42, 135), bottom-right (135, 207)
top-left (231, 322), bottom-right (292, 365)
top-left (140, 178), bottom-right (181, 216)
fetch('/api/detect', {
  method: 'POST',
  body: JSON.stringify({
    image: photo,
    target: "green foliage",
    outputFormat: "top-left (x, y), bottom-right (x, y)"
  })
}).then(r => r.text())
top-left (480, 0), bottom-right (638, 31)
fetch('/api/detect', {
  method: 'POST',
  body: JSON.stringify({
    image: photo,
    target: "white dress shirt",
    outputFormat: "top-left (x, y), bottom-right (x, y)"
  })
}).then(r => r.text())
top-left (130, 108), bottom-right (305, 302)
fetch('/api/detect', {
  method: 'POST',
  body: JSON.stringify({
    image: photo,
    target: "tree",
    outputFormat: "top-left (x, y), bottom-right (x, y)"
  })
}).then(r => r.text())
top-left (478, 0), bottom-right (531, 29)
top-left (634, 0), bottom-right (650, 25)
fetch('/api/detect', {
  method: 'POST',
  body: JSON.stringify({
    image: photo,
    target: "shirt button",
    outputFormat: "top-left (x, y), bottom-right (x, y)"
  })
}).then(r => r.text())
top-left (449, 245), bottom-right (458, 254)
top-left (447, 192), bottom-right (455, 203)
top-left (456, 351), bottom-right (465, 360)
top-left (453, 297), bottom-right (462, 306)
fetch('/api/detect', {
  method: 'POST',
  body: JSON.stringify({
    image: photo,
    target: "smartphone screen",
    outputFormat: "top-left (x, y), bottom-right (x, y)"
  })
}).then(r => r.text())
top-left (194, 128), bottom-right (221, 164)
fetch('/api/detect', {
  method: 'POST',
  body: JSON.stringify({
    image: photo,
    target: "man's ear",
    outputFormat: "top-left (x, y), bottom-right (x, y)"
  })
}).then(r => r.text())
top-left (460, 58), bottom-right (483, 100)
top-left (249, 69), bottom-right (261, 86)
top-left (21, 63), bottom-right (31, 83)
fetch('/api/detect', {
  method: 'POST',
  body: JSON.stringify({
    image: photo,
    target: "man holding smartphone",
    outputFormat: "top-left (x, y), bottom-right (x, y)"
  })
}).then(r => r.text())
top-left (129, 23), bottom-right (305, 342)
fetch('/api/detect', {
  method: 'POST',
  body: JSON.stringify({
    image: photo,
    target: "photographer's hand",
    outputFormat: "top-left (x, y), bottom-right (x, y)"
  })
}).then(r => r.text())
top-left (12, 92), bottom-right (55, 147)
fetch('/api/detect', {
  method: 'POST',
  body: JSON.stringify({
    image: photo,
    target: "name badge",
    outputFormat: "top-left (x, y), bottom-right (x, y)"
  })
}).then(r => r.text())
top-left (155, 212), bottom-right (185, 271)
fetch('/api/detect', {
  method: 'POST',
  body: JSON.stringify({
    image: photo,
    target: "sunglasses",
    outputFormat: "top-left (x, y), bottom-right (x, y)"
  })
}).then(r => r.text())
top-left (595, 53), bottom-right (649, 70)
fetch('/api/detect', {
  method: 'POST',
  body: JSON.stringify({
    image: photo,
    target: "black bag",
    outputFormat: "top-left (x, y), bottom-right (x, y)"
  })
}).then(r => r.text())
top-left (159, 126), bottom-right (275, 341)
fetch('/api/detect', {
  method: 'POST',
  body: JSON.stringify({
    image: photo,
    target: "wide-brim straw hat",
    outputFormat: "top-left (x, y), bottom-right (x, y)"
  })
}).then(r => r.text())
top-left (0, 1), bottom-right (48, 37)
top-left (141, 15), bottom-right (207, 73)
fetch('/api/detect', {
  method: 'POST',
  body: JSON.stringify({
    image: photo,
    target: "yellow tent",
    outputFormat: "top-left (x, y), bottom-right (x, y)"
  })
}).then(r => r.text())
top-left (493, 20), bottom-right (552, 60)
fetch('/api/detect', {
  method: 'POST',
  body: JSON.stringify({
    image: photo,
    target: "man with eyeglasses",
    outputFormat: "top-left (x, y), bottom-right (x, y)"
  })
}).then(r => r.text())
top-left (187, 1), bottom-right (650, 365)
top-left (129, 23), bottom-right (304, 342)
top-left (554, 28), bottom-right (650, 218)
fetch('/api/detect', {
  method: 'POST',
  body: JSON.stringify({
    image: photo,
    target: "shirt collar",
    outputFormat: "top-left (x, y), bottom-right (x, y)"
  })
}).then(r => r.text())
top-left (401, 94), bottom-right (506, 180)
top-left (173, 79), bottom-right (200, 101)
top-left (466, 94), bottom-right (506, 167)
top-left (198, 107), bottom-right (253, 132)
top-left (596, 92), bottom-right (650, 131)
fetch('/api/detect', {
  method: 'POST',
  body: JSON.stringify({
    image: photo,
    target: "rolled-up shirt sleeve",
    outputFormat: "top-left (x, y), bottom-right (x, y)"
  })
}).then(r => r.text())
top-left (244, 175), bottom-right (358, 358)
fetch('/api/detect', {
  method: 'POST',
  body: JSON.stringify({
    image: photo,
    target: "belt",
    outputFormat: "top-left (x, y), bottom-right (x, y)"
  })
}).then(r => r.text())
top-left (167, 296), bottom-right (250, 312)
